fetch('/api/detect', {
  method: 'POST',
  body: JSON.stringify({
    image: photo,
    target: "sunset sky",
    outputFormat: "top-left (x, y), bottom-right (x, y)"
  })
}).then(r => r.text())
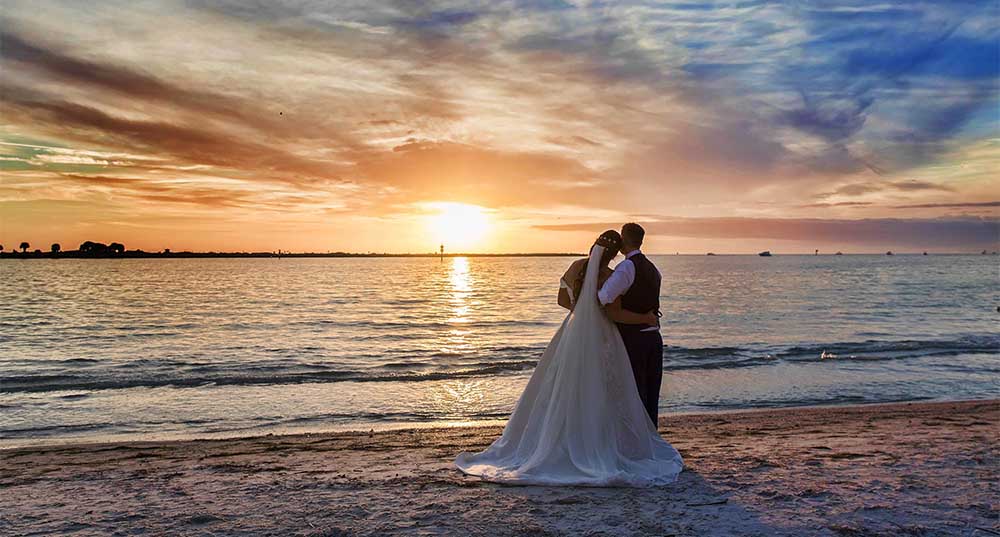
top-left (1, 1), bottom-right (997, 253)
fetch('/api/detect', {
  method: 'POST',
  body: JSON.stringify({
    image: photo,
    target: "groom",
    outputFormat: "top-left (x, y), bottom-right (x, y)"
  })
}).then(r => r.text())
top-left (599, 223), bottom-right (663, 426)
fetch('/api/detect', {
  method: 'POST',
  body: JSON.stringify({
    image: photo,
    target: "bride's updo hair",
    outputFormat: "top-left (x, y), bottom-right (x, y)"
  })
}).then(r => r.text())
top-left (569, 230), bottom-right (622, 302)
top-left (594, 229), bottom-right (622, 266)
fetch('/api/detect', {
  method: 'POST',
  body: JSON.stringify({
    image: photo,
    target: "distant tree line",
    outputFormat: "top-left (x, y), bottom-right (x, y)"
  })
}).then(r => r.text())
top-left (79, 241), bottom-right (126, 254)
top-left (0, 240), bottom-right (128, 258)
top-left (0, 243), bottom-right (583, 259)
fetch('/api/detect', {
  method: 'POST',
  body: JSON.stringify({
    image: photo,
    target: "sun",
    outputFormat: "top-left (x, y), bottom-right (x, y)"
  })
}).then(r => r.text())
top-left (425, 202), bottom-right (491, 251)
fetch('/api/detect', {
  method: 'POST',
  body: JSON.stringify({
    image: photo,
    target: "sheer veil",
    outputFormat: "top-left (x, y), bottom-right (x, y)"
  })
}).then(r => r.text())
top-left (455, 244), bottom-right (683, 486)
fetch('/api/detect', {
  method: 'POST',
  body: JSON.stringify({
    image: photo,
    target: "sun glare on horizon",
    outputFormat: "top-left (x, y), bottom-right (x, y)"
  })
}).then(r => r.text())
top-left (425, 202), bottom-right (492, 252)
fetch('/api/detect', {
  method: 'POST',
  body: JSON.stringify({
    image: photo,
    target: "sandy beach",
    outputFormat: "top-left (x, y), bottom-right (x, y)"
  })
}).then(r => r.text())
top-left (2, 399), bottom-right (996, 536)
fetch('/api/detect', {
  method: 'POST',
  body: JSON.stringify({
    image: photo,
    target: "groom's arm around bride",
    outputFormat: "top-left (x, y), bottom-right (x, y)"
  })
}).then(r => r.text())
top-left (598, 225), bottom-right (659, 329)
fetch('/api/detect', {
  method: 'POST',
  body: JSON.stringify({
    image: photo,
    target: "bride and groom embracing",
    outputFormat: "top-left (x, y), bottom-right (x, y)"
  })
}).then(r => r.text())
top-left (456, 223), bottom-right (683, 486)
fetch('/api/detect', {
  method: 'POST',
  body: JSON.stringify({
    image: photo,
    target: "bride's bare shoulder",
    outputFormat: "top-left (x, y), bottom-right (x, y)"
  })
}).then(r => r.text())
top-left (562, 258), bottom-right (588, 280)
top-left (567, 257), bottom-right (587, 271)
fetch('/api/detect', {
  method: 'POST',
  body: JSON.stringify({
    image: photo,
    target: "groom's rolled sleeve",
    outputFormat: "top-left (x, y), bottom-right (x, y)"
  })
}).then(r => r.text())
top-left (598, 260), bottom-right (635, 305)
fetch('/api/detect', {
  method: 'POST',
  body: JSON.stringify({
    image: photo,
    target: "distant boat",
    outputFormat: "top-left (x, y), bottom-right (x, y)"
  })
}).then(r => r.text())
top-left (758, 251), bottom-right (772, 257)
top-left (835, 251), bottom-right (843, 255)
top-left (886, 251), bottom-right (894, 256)
top-left (923, 252), bottom-right (928, 255)
top-left (706, 252), bottom-right (716, 256)
top-left (982, 250), bottom-right (988, 255)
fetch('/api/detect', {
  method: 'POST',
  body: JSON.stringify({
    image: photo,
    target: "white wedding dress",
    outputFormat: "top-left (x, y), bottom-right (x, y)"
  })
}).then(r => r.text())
top-left (455, 244), bottom-right (683, 486)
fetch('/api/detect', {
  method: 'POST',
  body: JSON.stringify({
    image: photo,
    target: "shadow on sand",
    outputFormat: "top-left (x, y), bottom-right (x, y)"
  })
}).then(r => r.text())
top-left (456, 468), bottom-right (799, 537)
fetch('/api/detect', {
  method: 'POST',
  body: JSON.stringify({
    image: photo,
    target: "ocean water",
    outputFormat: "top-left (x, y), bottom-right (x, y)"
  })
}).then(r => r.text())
top-left (1, 254), bottom-right (997, 447)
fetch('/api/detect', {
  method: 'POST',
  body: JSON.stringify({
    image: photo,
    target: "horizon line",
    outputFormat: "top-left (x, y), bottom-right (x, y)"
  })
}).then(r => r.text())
top-left (2, 250), bottom-right (997, 258)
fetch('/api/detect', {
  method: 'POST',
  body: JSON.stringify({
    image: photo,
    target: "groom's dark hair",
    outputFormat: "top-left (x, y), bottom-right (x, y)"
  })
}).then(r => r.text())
top-left (622, 223), bottom-right (644, 247)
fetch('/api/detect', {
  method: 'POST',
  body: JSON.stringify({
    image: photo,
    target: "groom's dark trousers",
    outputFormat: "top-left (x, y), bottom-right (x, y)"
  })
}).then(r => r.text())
top-left (618, 326), bottom-right (663, 426)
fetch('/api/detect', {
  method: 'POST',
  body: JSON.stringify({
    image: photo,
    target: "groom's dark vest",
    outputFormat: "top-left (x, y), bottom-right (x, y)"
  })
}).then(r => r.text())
top-left (616, 253), bottom-right (660, 336)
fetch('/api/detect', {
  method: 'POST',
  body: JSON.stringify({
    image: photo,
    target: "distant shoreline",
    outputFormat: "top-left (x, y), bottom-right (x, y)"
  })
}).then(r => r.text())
top-left (0, 251), bottom-right (585, 259)
top-left (0, 251), bottom-right (993, 259)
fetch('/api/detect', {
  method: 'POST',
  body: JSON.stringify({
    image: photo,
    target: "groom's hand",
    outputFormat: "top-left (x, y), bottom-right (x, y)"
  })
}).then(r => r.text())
top-left (605, 299), bottom-right (656, 326)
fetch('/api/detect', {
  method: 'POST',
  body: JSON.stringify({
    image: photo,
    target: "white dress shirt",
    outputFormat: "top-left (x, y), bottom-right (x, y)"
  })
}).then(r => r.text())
top-left (598, 250), bottom-right (660, 332)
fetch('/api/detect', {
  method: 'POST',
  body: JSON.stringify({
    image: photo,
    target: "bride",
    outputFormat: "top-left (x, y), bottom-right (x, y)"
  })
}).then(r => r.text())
top-left (455, 231), bottom-right (683, 486)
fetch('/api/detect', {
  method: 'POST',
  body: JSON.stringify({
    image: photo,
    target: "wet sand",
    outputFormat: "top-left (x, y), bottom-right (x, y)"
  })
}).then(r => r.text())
top-left (1, 399), bottom-right (997, 536)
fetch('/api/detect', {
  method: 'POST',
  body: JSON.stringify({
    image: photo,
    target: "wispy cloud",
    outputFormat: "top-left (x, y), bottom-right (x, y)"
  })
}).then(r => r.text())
top-left (892, 201), bottom-right (1000, 209)
top-left (817, 180), bottom-right (956, 198)
top-left (537, 216), bottom-right (1000, 249)
top-left (798, 201), bottom-right (873, 209)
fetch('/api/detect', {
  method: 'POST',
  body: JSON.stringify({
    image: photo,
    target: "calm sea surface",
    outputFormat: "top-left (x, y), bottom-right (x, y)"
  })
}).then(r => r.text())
top-left (1, 255), bottom-right (997, 447)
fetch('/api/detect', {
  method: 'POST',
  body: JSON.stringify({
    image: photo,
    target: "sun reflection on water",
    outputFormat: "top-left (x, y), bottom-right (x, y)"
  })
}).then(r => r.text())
top-left (424, 257), bottom-right (485, 415)
top-left (448, 256), bottom-right (472, 324)
top-left (435, 256), bottom-right (477, 356)
top-left (449, 256), bottom-right (471, 289)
